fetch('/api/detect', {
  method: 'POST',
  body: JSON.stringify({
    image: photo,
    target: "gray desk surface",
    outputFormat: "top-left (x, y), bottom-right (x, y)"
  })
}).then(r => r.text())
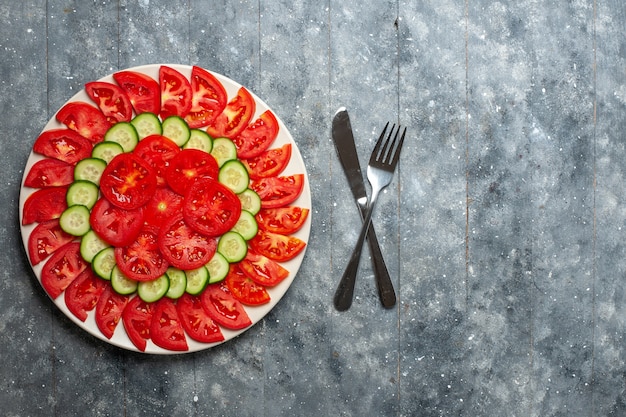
top-left (1, 1), bottom-right (625, 416)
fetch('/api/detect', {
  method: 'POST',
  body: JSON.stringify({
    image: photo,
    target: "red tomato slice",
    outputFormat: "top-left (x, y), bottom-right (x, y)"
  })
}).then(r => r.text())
top-left (95, 286), bottom-right (130, 339)
top-left (164, 148), bottom-right (219, 195)
top-left (40, 242), bottom-right (87, 299)
top-left (207, 87), bottom-right (255, 139)
top-left (183, 177), bottom-right (242, 237)
top-left (159, 66), bottom-right (192, 119)
top-left (239, 250), bottom-right (289, 287)
top-left (113, 70), bottom-right (161, 115)
top-left (242, 143), bottom-right (291, 179)
top-left (64, 268), bottom-right (107, 322)
top-left (122, 296), bottom-right (153, 352)
top-left (251, 174), bottom-right (304, 209)
top-left (56, 101), bottom-right (111, 143)
top-left (150, 298), bottom-right (189, 351)
top-left (133, 134), bottom-right (180, 187)
top-left (249, 229), bottom-right (306, 262)
top-left (158, 214), bottom-right (217, 270)
top-left (184, 66), bottom-right (228, 129)
top-left (24, 158), bottom-right (74, 188)
top-left (22, 187), bottom-right (68, 225)
top-left (225, 263), bottom-right (270, 306)
top-left (100, 153), bottom-right (157, 210)
top-left (33, 128), bottom-right (93, 165)
top-left (176, 293), bottom-right (225, 344)
top-left (200, 283), bottom-right (252, 330)
top-left (232, 110), bottom-right (279, 159)
top-left (90, 197), bottom-right (144, 247)
top-left (115, 226), bottom-right (169, 282)
top-left (85, 81), bottom-right (133, 123)
top-left (255, 206), bottom-right (310, 235)
top-left (28, 219), bottom-right (75, 265)
top-left (143, 187), bottom-right (184, 228)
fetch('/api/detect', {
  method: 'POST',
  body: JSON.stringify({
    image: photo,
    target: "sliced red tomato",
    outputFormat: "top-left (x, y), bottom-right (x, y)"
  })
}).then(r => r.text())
top-left (184, 66), bottom-right (228, 129)
top-left (85, 81), bottom-right (133, 123)
top-left (115, 226), bottom-right (169, 281)
top-left (225, 263), bottom-right (270, 306)
top-left (33, 128), bottom-right (93, 165)
top-left (113, 70), bottom-right (161, 115)
top-left (90, 197), bottom-right (144, 247)
top-left (242, 143), bottom-right (291, 179)
top-left (143, 187), bottom-right (184, 227)
top-left (64, 268), bottom-right (107, 322)
top-left (159, 66), bottom-right (192, 119)
top-left (122, 296), bottom-right (153, 352)
top-left (239, 250), bottom-right (289, 287)
top-left (255, 206), bottom-right (310, 235)
top-left (40, 242), bottom-right (87, 299)
top-left (164, 148), bottom-right (219, 195)
top-left (100, 153), bottom-right (157, 210)
top-left (28, 219), bottom-right (75, 265)
top-left (150, 297), bottom-right (189, 351)
top-left (176, 293), bottom-right (224, 344)
top-left (22, 187), bottom-right (68, 225)
top-left (158, 214), bottom-right (217, 270)
top-left (95, 286), bottom-right (130, 339)
top-left (251, 174), bottom-right (304, 209)
top-left (200, 283), bottom-right (252, 330)
top-left (207, 87), bottom-right (255, 139)
top-left (56, 101), bottom-right (111, 143)
top-left (249, 229), bottom-right (306, 262)
top-left (232, 110), bottom-right (279, 159)
top-left (24, 158), bottom-right (74, 188)
top-left (183, 177), bottom-right (242, 237)
top-left (133, 134), bottom-right (180, 187)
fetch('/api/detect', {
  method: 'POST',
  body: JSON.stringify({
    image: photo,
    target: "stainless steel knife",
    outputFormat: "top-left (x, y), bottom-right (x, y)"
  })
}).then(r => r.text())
top-left (332, 107), bottom-right (396, 308)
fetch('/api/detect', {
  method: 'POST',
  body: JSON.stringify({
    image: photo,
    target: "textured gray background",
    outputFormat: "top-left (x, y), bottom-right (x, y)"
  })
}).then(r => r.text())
top-left (1, 0), bottom-right (625, 416)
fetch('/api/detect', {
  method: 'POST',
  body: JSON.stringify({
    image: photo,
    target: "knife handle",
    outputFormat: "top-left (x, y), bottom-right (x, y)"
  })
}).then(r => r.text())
top-left (365, 222), bottom-right (397, 308)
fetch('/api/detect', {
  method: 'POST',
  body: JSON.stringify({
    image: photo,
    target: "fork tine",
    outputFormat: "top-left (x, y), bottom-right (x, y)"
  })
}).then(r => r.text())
top-left (389, 127), bottom-right (407, 166)
top-left (381, 125), bottom-right (401, 165)
top-left (371, 122), bottom-right (390, 160)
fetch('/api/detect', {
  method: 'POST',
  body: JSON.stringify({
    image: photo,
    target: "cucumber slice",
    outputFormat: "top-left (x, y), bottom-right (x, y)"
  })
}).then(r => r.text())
top-left (238, 189), bottom-right (261, 215)
top-left (138, 274), bottom-right (170, 302)
top-left (185, 266), bottom-right (209, 295)
top-left (218, 160), bottom-right (250, 194)
top-left (232, 210), bottom-right (258, 241)
top-left (59, 205), bottom-right (91, 236)
top-left (165, 267), bottom-right (187, 299)
top-left (105, 121), bottom-right (139, 152)
top-left (132, 112), bottom-right (162, 139)
top-left (110, 265), bottom-right (138, 295)
top-left (210, 137), bottom-right (237, 167)
top-left (80, 230), bottom-right (110, 263)
top-left (92, 247), bottom-right (116, 280)
top-left (217, 231), bottom-right (247, 263)
top-left (184, 129), bottom-right (213, 153)
top-left (74, 158), bottom-right (107, 185)
top-left (162, 115), bottom-right (191, 147)
top-left (206, 252), bottom-right (229, 284)
top-left (66, 180), bottom-right (99, 209)
top-left (92, 141), bottom-right (124, 163)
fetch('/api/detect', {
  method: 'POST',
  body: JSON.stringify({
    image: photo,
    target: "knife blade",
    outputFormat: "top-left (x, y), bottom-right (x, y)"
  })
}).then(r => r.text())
top-left (332, 107), bottom-right (396, 308)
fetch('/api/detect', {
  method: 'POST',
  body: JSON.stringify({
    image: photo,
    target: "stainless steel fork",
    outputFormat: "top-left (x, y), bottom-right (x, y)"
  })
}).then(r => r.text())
top-left (334, 122), bottom-right (407, 311)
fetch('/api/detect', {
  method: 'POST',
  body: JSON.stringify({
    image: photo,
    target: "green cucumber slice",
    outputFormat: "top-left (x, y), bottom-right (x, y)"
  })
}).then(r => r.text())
top-left (238, 189), bottom-right (261, 215)
top-left (105, 121), bottom-right (139, 152)
top-left (162, 115), bottom-right (191, 147)
top-left (110, 265), bottom-right (138, 295)
top-left (232, 210), bottom-right (258, 241)
top-left (92, 247), bottom-right (116, 280)
top-left (66, 180), bottom-right (99, 209)
top-left (138, 274), bottom-right (170, 302)
top-left (80, 230), bottom-right (110, 263)
top-left (184, 129), bottom-right (213, 153)
top-left (185, 265), bottom-right (209, 295)
top-left (217, 231), bottom-right (247, 263)
top-left (210, 137), bottom-right (237, 167)
top-left (165, 267), bottom-right (187, 299)
top-left (74, 158), bottom-right (107, 185)
top-left (59, 205), bottom-right (91, 236)
top-left (92, 141), bottom-right (124, 163)
top-left (218, 160), bottom-right (249, 194)
top-left (131, 112), bottom-right (162, 139)
top-left (206, 252), bottom-right (229, 284)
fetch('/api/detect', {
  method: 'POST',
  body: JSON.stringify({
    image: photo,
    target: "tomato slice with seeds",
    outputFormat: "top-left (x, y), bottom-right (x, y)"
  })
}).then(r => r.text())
top-left (100, 153), bottom-right (157, 210)
top-left (85, 81), bottom-right (133, 123)
top-left (64, 268), bottom-right (107, 322)
top-left (90, 197), bottom-right (144, 247)
top-left (225, 263), bottom-right (270, 306)
top-left (122, 296), bottom-right (153, 352)
top-left (95, 286), bottom-right (130, 339)
top-left (56, 101), bottom-right (111, 143)
top-left (22, 186), bottom-right (68, 225)
top-left (239, 249), bottom-right (290, 287)
top-left (143, 187), bottom-right (184, 228)
top-left (255, 206), bottom-right (310, 235)
top-left (40, 242), bottom-right (87, 300)
top-left (159, 65), bottom-right (192, 119)
top-left (242, 143), bottom-right (291, 179)
top-left (176, 293), bottom-right (224, 344)
top-left (251, 174), bottom-right (304, 209)
top-left (24, 158), bottom-right (74, 188)
top-left (28, 219), bottom-right (75, 266)
top-left (233, 110), bottom-right (279, 159)
top-left (183, 177), bottom-right (242, 237)
top-left (165, 148), bottom-right (219, 196)
top-left (158, 214), bottom-right (217, 270)
top-left (207, 87), bottom-right (255, 139)
top-left (115, 226), bottom-right (169, 282)
top-left (33, 129), bottom-right (93, 165)
top-left (184, 66), bottom-right (227, 129)
top-left (249, 229), bottom-right (306, 262)
top-left (133, 134), bottom-right (181, 187)
top-left (113, 70), bottom-right (161, 115)
top-left (150, 297), bottom-right (189, 351)
top-left (200, 283), bottom-right (252, 330)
